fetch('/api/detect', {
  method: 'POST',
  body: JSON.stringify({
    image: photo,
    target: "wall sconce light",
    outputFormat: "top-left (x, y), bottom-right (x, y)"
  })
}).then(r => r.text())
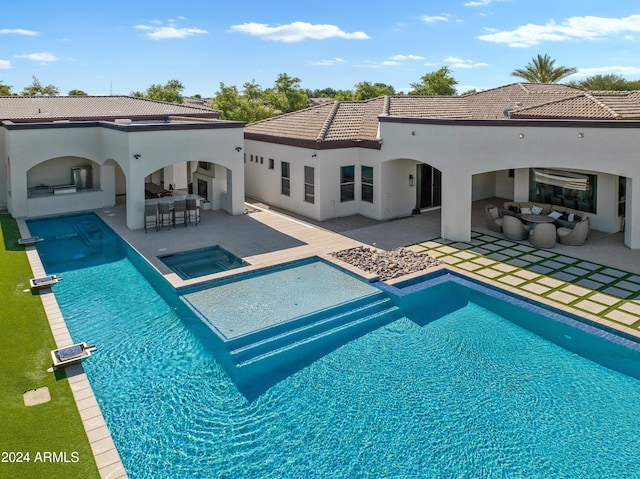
top-left (578, 132), bottom-right (584, 138)
top-left (518, 133), bottom-right (525, 139)
top-left (311, 153), bottom-right (317, 157)
top-left (411, 131), bottom-right (416, 136)
top-left (235, 146), bottom-right (243, 152)
top-left (133, 154), bottom-right (141, 160)
top-left (409, 174), bottom-right (415, 187)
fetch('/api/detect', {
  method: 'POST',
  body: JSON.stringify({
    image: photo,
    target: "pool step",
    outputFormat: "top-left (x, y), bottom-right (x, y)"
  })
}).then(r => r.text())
top-left (229, 295), bottom-right (400, 381)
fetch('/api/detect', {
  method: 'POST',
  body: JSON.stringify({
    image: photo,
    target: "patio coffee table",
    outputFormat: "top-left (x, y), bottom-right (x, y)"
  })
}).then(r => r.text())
top-left (521, 214), bottom-right (555, 229)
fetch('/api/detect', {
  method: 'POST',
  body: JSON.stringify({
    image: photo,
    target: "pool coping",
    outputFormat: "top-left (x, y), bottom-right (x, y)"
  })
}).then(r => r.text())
top-left (17, 218), bottom-right (128, 479)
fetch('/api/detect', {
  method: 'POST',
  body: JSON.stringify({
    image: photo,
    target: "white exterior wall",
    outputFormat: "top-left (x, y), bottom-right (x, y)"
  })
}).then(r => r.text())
top-left (379, 120), bottom-right (640, 246)
top-left (2, 122), bottom-right (245, 229)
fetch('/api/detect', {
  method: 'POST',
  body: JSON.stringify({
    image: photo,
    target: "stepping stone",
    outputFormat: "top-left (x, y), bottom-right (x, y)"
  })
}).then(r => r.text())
top-left (578, 262), bottom-right (601, 271)
top-left (481, 243), bottom-right (504, 252)
top-left (506, 259), bottom-right (531, 268)
top-left (589, 273), bottom-right (618, 284)
top-left (486, 253), bottom-right (510, 262)
top-left (602, 286), bottom-right (635, 299)
top-left (529, 265), bottom-right (553, 275)
top-left (520, 254), bottom-right (545, 263)
top-left (564, 266), bottom-right (590, 277)
top-left (538, 260), bottom-right (565, 270)
top-left (553, 256), bottom-right (578, 264)
top-left (613, 280), bottom-right (640, 292)
top-left (23, 387), bottom-right (51, 406)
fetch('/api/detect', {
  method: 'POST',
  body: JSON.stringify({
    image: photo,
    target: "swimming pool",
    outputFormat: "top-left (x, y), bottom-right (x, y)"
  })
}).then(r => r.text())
top-left (28, 213), bottom-right (640, 478)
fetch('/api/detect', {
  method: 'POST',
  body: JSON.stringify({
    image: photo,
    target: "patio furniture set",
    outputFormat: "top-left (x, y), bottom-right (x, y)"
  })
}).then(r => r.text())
top-left (145, 196), bottom-right (200, 232)
top-left (486, 201), bottom-right (591, 248)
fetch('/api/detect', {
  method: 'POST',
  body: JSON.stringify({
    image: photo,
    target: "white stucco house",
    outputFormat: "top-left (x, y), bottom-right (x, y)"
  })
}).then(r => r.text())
top-left (244, 83), bottom-right (640, 249)
top-left (0, 95), bottom-right (246, 230)
top-left (2, 83), bottom-right (640, 249)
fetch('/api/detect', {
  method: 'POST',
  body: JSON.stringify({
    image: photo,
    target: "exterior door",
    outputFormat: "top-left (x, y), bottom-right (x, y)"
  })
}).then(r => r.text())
top-left (417, 164), bottom-right (442, 209)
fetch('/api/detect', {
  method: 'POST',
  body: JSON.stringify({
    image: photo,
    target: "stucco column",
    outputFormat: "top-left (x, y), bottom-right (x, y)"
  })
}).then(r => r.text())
top-left (227, 167), bottom-right (245, 215)
top-left (9, 161), bottom-right (28, 218)
top-left (440, 168), bottom-right (472, 242)
top-left (513, 168), bottom-right (530, 202)
top-left (624, 177), bottom-right (640, 249)
top-left (126, 169), bottom-right (145, 230)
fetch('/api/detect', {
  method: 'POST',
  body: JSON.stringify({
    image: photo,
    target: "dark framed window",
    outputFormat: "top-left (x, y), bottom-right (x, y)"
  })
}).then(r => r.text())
top-left (198, 161), bottom-right (210, 170)
top-left (269, 158), bottom-right (274, 170)
top-left (361, 166), bottom-right (373, 203)
top-left (304, 166), bottom-right (315, 204)
top-left (281, 161), bottom-right (290, 196)
top-left (340, 165), bottom-right (355, 202)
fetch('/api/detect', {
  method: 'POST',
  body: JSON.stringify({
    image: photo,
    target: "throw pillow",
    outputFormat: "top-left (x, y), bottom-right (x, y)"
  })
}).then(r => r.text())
top-left (488, 207), bottom-right (499, 219)
top-left (548, 211), bottom-right (563, 219)
top-left (568, 213), bottom-right (575, 222)
top-left (531, 205), bottom-right (543, 215)
top-left (520, 207), bottom-right (532, 215)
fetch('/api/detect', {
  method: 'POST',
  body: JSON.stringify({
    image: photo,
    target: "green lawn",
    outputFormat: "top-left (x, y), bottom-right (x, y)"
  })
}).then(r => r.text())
top-left (0, 214), bottom-right (100, 479)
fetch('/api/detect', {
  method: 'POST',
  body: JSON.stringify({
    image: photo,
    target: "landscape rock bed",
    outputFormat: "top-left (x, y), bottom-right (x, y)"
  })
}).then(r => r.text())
top-left (331, 246), bottom-right (442, 281)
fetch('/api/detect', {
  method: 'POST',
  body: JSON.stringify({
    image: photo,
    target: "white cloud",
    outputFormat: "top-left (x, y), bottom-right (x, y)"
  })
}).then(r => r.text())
top-left (230, 22), bottom-right (370, 42)
top-left (134, 20), bottom-right (207, 40)
top-left (0, 59), bottom-right (12, 69)
top-left (390, 54), bottom-right (425, 61)
top-left (573, 65), bottom-right (640, 77)
top-left (421, 15), bottom-right (449, 24)
top-left (479, 14), bottom-right (640, 47)
top-left (14, 52), bottom-right (58, 62)
top-left (0, 28), bottom-right (39, 36)
top-left (443, 57), bottom-right (488, 68)
top-left (381, 60), bottom-right (401, 66)
top-left (311, 57), bottom-right (346, 66)
top-left (464, 0), bottom-right (503, 6)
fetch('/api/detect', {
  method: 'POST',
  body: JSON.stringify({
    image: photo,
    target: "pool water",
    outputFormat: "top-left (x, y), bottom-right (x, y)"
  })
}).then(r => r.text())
top-left (28, 214), bottom-right (640, 478)
top-left (159, 245), bottom-right (248, 280)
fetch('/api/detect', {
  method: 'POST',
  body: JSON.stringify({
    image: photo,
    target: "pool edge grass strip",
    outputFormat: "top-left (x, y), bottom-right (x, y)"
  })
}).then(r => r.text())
top-left (0, 214), bottom-right (101, 479)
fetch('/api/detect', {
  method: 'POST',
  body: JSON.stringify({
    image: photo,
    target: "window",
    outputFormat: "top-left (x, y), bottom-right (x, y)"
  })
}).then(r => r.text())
top-left (250, 155), bottom-right (254, 162)
top-left (281, 161), bottom-right (290, 196)
top-left (269, 158), bottom-right (274, 170)
top-left (340, 166), bottom-right (355, 202)
top-left (198, 161), bottom-right (210, 170)
top-left (529, 169), bottom-right (597, 214)
top-left (260, 157), bottom-right (264, 164)
top-left (304, 166), bottom-right (315, 204)
top-left (361, 166), bottom-right (373, 203)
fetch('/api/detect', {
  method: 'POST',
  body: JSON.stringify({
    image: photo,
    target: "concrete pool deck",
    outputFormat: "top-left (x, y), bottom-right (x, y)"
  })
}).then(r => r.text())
top-left (19, 196), bottom-right (640, 479)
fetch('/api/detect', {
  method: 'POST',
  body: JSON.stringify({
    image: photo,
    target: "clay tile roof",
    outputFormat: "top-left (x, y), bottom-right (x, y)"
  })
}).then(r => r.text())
top-left (0, 95), bottom-right (222, 122)
top-left (387, 95), bottom-right (472, 119)
top-left (510, 90), bottom-right (640, 120)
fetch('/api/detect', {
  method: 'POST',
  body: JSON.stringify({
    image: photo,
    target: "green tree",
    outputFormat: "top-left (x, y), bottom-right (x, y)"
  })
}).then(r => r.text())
top-left (567, 74), bottom-right (633, 91)
top-left (0, 81), bottom-right (13, 96)
top-left (131, 79), bottom-right (184, 104)
top-left (266, 73), bottom-right (310, 113)
top-left (511, 54), bottom-right (577, 84)
top-left (409, 67), bottom-right (458, 96)
top-left (305, 87), bottom-right (338, 98)
top-left (353, 81), bottom-right (396, 100)
top-left (68, 89), bottom-right (88, 96)
top-left (211, 81), bottom-right (274, 123)
top-left (334, 89), bottom-right (355, 101)
top-left (21, 76), bottom-right (60, 96)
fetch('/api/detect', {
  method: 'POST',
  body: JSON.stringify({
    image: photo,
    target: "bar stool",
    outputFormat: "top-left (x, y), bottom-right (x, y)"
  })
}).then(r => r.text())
top-left (186, 198), bottom-right (200, 226)
top-left (144, 203), bottom-right (158, 233)
top-left (158, 202), bottom-right (172, 229)
top-left (173, 200), bottom-right (187, 227)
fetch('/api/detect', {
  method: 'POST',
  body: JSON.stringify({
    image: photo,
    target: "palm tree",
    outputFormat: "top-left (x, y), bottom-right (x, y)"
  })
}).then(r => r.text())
top-left (511, 54), bottom-right (577, 84)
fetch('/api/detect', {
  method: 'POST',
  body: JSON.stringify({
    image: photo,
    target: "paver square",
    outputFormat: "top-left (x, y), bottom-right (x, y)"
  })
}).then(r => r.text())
top-left (456, 262), bottom-right (483, 272)
top-left (602, 286), bottom-right (634, 299)
top-left (538, 260), bottom-right (565, 270)
top-left (620, 302), bottom-right (640, 315)
top-left (451, 242), bottom-right (473, 250)
top-left (553, 256), bottom-right (578, 264)
top-left (513, 245), bottom-right (535, 253)
top-left (492, 263), bottom-right (518, 273)
top-left (589, 293), bottom-right (620, 306)
top-left (452, 251), bottom-right (478, 260)
top-left (574, 300), bottom-right (608, 314)
top-left (481, 243), bottom-right (504, 252)
top-left (547, 291), bottom-right (578, 304)
top-left (500, 249), bottom-right (523, 257)
top-left (506, 259), bottom-right (531, 268)
top-left (588, 273), bottom-right (616, 284)
top-left (613, 280), bottom-right (640, 292)
top-left (564, 266), bottom-right (590, 277)
top-left (605, 310), bottom-right (640, 326)
top-left (513, 269), bottom-right (540, 280)
top-left (531, 250), bottom-right (556, 258)
top-left (578, 262), bottom-right (601, 271)
top-left (435, 246), bottom-right (459, 254)
top-left (522, 283), bottom-right (551, 295)
top-left (529, 265), bottom-right (553, 275)
top-left (520, 254), bottom-right (545, 263)
top-left (477, 235), bottom-right (500, 242)
top-left (496, 240), bottom-right (517, 247)
top-left (468, 247), bottom-right (491, 255)
top-left (550, 271), bottom-right (577, 282)
top-left (600, 268), bottom-right (627, 278)
top-left (498, 275), bottom-right (527, 287)
top-left (476, 268), bottom-right (503, 279)
top-left (536, 277), bottom-right (565, 289)
top-left (561, 284), bottom-right (592, 297)
top-left (575, 279), bottom-right (606, 290)
top-left (471, 257), bottom-right (496, 266)
top-left (625, 275), bottom-right (640, 285)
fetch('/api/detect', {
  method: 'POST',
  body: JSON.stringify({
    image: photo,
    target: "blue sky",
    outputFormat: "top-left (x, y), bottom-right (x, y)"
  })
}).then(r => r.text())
top-left (2, 0), bottom-right (640, 97)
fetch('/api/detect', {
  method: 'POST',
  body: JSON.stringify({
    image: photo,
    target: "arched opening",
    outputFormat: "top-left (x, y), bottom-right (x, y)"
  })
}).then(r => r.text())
top-left (27, 156), bottom-right (99, 196)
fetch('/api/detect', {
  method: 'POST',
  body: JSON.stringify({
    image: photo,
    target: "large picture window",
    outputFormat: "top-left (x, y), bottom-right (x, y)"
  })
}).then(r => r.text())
top-left (340, 165), bottom-right (355, 202)
top-left (529, 169), bottom-right (597, 214)
top-left (281, 161), bottom-right (290, 196)
top-left (361, 166), bottom-right (373, 203)
top-left (304, 166), bottom-right (315, 204)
